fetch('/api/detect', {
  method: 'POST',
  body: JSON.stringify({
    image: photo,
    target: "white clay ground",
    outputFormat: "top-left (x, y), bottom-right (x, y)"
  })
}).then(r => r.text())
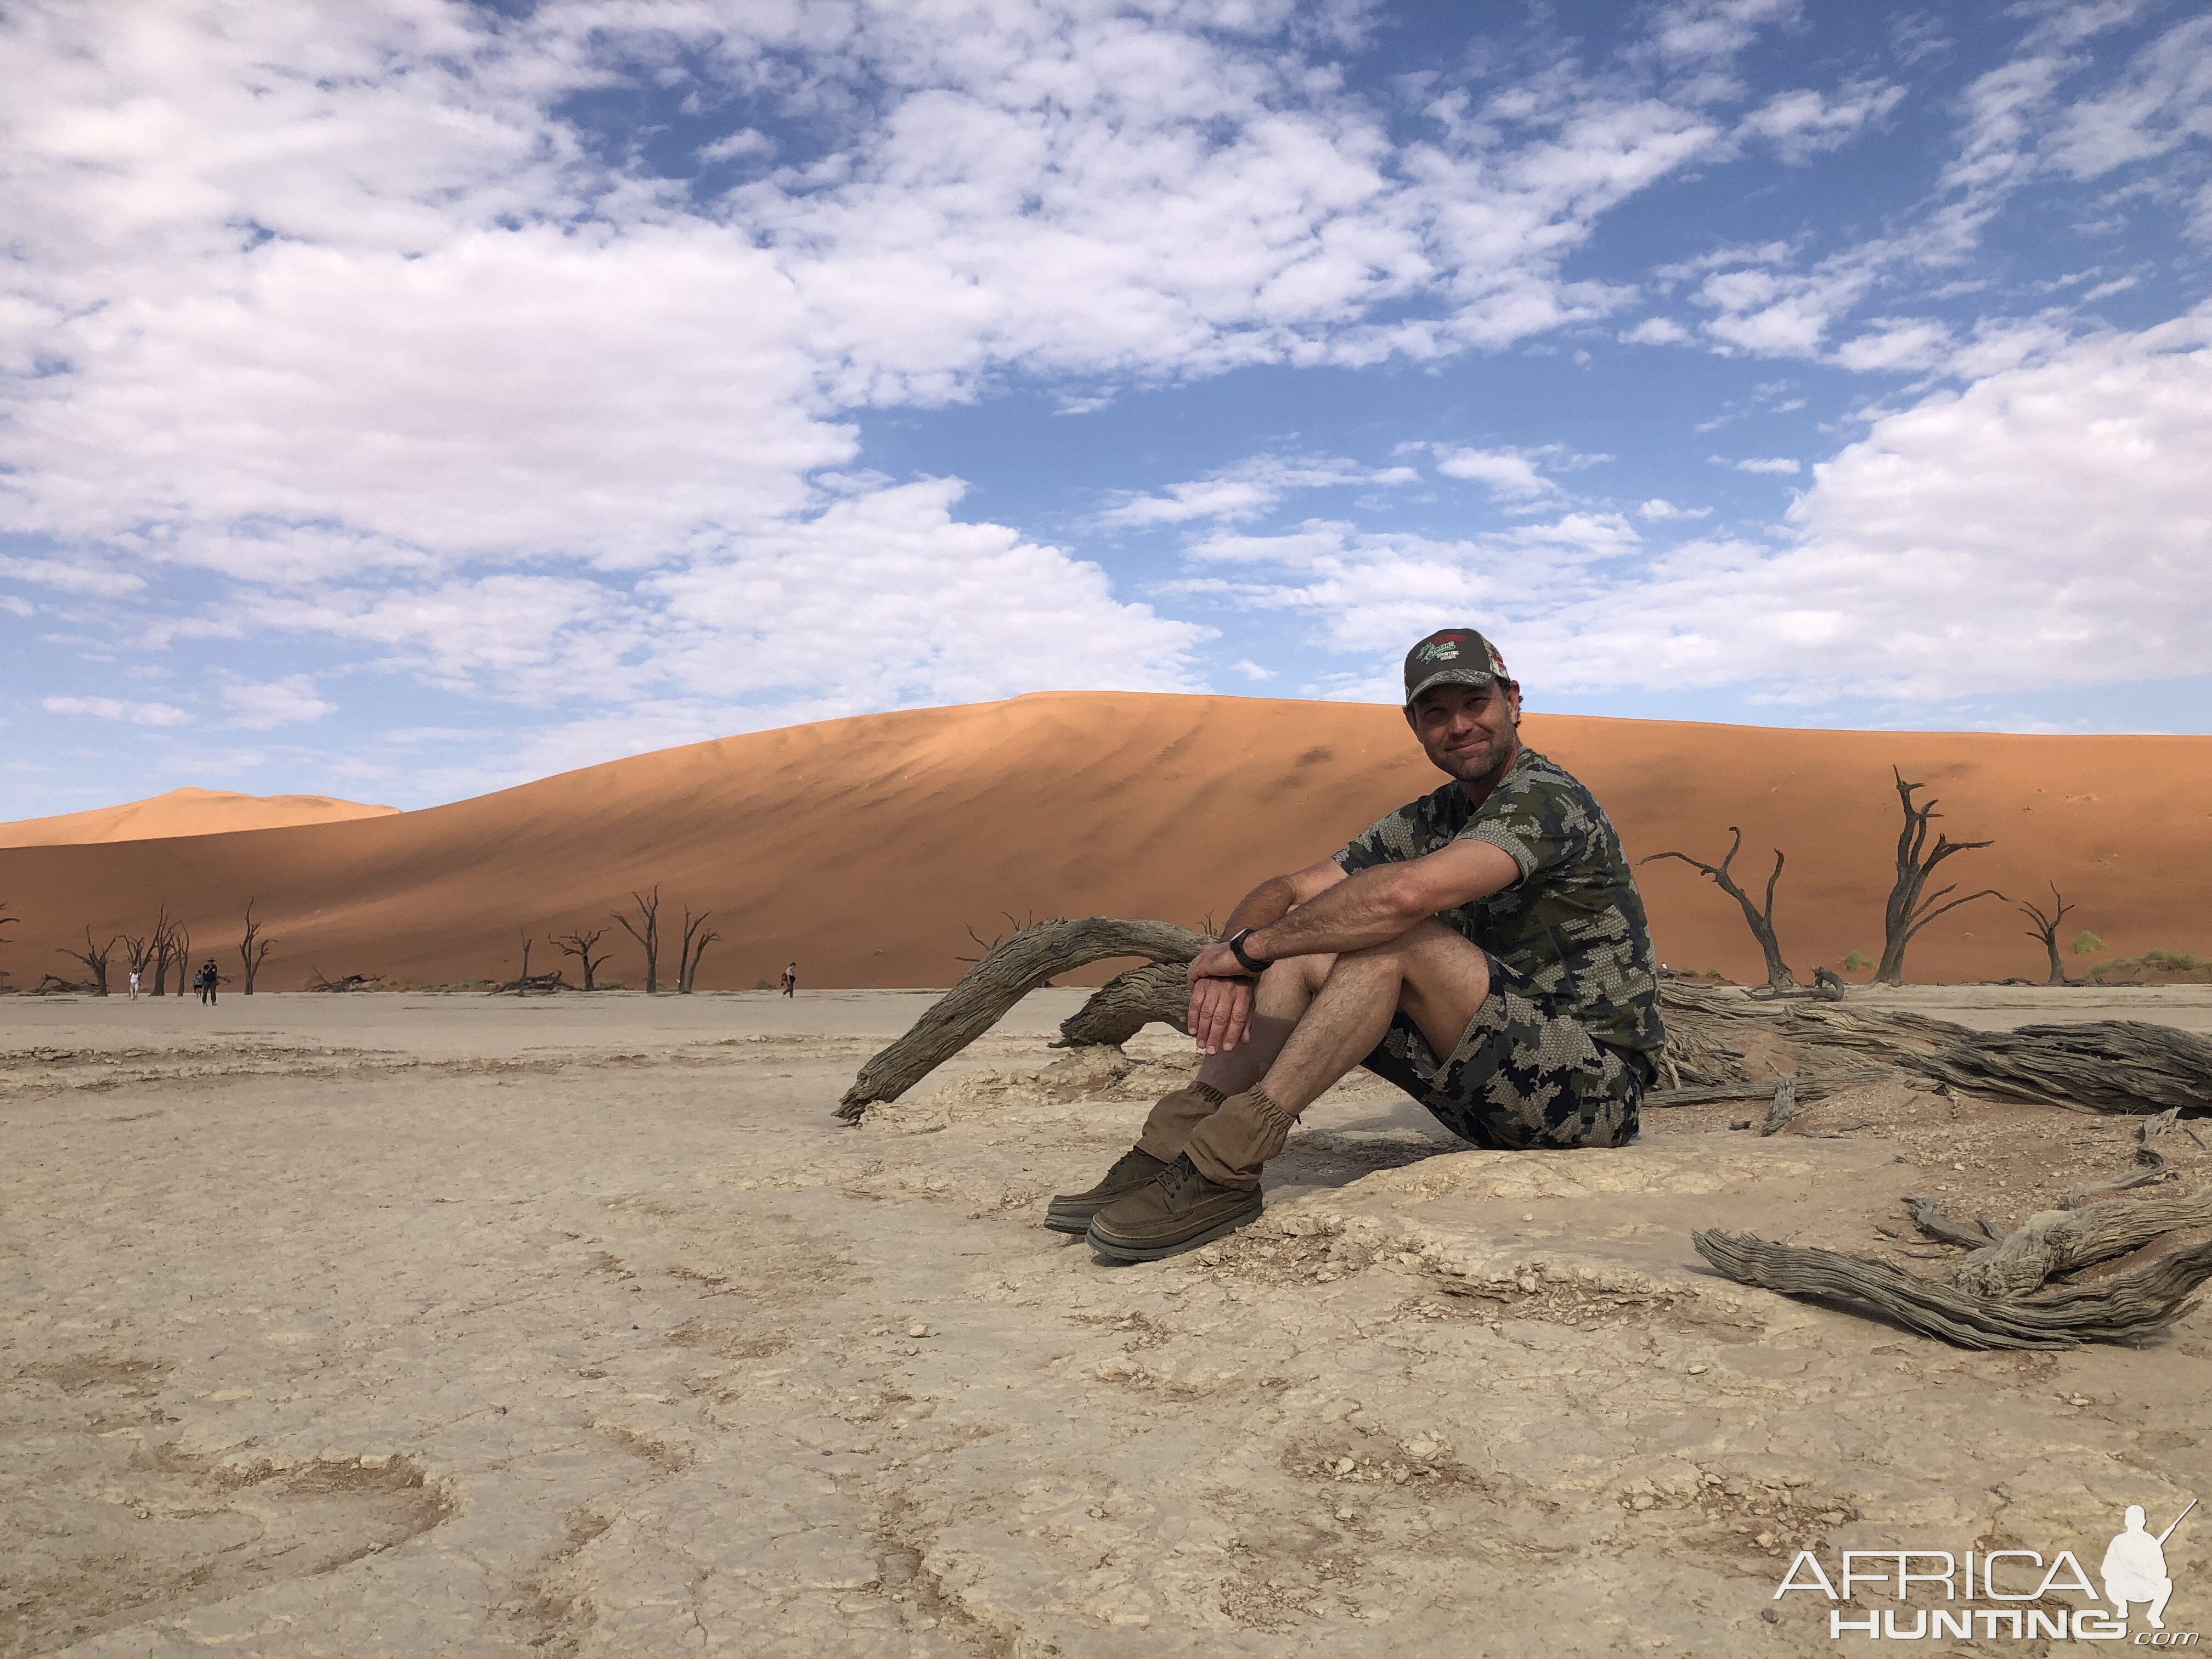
top-left (5, 986), bottom-right (2211, 1657)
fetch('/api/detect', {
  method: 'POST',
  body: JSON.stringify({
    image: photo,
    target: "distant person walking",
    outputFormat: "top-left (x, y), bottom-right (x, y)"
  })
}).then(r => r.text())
top-left (127, 967), bottom-right (142, 1000)
top-left (195, 960), bottom-right (219, 1005)
top-left (781, 962), bottom-right (798, 998)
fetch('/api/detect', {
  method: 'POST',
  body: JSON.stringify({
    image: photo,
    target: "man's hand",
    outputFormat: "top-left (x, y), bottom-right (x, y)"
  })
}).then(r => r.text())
top-left (1186, 941), bottom-right (1257, 1054)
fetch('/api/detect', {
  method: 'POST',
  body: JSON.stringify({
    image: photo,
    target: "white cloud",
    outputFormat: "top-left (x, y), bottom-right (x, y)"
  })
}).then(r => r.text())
top-left (0, 0), bottom-right (1775, 751)
top-left (1832, 318), bottom-right (1954, 373)
top-left (1522, 312), bottom-right (2212, 701)
top-left (1231, 658), bottom-right (1276, 681)
top-left (220, 675), bottom-right (337, 730)
top-left (42, 695), bottom-right (191, 726)
top-left (1714, 455), bottom-right (1802, 474)
top-left (1694, 264), bottom-right (1870, 356)
top-left (1429, 445), bottom-right (1559, 500)
top-left (1620, 316), bottom-right (1692, 345)
top-left (1738, 82), bottom-right (1905, 162)
top-left (1637, 498), bottom-right (1712, 520)
top-left (0, 555), bottom-right (145, 596)
top-left (2042, 14), bottom-right (2212, 179)
top-left (1099, 454), bottom-right (1403, 527)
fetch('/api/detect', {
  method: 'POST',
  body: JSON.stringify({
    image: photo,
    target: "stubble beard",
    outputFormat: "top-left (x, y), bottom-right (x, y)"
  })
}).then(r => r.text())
top-left (1427, 725), bottom-right (1515, 789)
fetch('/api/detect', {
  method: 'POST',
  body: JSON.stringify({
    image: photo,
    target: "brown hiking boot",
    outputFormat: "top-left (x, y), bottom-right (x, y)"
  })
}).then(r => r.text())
top-left (1043, 1146), bottom-right (1173, 1235)
top-left (1084, 1153), bottom-right (1263, 1261)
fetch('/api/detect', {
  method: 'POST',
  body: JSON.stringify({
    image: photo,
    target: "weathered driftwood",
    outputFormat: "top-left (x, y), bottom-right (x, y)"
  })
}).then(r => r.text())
top-left (1911, 1022), bottom-right (2212, 1114)
top-left (1643, 1064), bottom-right (1898, 1109)
top-left (1661, 985), bottom-right (2211, 1118)
top-left (1758, 1077), bottom-right (1801, 1137)
top-left (307, 970), bottom-right (380, 992)
top-left (1694, 1229), bottom-right (2212, 1350)
top-left (837, 917), bottom-right (1210, 1121)
top-left (492, 970), bottom-right (571, 996)
top-left (1948, 1188), bottom-right (2212, 1299)
top-left (1904, 1197), bottom-right (2003, 1249)
top-left (1051, 960), bottom-right (1192, 1048)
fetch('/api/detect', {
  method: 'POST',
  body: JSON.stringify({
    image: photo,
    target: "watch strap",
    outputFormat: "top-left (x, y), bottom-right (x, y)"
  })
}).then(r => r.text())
top-left (1226, 928), bottom-right (1267, 974)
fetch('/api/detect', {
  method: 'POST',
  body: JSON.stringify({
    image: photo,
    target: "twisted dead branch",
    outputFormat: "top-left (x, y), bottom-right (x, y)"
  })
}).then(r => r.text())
top-left (1694, 1229), bottom-right (2212, 1349)
top-left (836, 917), bottom-right (1210, 1121)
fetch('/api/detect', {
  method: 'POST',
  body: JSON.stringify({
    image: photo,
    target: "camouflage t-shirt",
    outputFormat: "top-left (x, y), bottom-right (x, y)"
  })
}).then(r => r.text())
top-left (1333, 747), bottom-right (1665, 1060)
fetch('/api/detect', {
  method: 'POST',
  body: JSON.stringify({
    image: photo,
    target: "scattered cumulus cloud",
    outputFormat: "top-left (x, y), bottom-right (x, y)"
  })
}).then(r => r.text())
top-left (220, 676), bottom-right (338, 730)
top-left (1637, 499), bottom-right (1713, 520)
top-left (1429, 446), bottom-right (1561, 500)
top-left (1099, 455), bottom-right (1409, 528)
top-left (1715, 456), bottom-right (1803, 474)
top-left (42, 695), bottom-right (192, 726)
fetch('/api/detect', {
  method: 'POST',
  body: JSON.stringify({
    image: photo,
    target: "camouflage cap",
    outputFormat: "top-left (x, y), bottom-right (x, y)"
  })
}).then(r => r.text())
top-left (1402, 627), bottom-right (1509, 707)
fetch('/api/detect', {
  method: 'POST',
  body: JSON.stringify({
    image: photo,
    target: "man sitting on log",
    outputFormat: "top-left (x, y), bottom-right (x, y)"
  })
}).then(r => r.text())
top-left (1049, 627), bottom-right (1666, 1261)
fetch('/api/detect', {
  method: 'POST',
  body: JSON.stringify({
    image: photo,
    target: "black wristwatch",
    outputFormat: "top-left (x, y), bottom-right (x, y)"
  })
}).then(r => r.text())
top-left (1225, 928), bottom-right (1268, 974)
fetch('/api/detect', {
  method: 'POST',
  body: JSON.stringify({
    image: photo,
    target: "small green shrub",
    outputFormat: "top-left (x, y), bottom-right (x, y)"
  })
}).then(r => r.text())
top-left (1841, 951), bottom-right (1874, 973)
top-left (2072, 929), bottom-right (2107, 956)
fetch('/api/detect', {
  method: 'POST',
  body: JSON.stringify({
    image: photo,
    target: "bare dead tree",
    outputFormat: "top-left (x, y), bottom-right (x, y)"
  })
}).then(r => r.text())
top-left (552, 924), bottom-right (613, 991)
top-left (1876, 770), bottom-right (2002, 986)
top-left (239, 898), bottom-right (275, 994)
top-left (0, 899), bottom-right (15, 947)
top-left (614, 885), bottom-right (662, 994)
top-left (1640, 827), bottom-right (1796, 990)
top-left (515, 930), bottom-right (536, 994)
top-left (57, 927), bottom-right (120, 995)
top-left (675, 906), bottom-right (719, 995)
top-left (150, 909), bottom-right (194, 996)
top-left (2018, 882), bottom-right (2076, 986)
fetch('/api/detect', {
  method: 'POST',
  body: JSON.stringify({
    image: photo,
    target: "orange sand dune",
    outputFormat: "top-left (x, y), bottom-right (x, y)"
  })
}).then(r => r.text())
top-left (1, 694), bottom-right (2204, 992)
top-left (0, 786), bottom-right (397, 848)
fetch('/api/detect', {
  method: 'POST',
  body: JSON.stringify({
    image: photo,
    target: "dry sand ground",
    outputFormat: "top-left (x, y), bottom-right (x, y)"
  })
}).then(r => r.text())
top-left (7, 986), bottom-right (2212, 1657)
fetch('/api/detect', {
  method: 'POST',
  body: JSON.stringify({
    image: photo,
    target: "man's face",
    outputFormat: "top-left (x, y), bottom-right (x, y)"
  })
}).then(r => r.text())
top-left (1407, 679), bottom-right (1521, 786)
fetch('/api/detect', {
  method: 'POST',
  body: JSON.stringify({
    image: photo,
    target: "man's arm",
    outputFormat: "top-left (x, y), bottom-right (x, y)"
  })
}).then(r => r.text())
top-left (1238, 838), bottom-right (1521, 963)
top-left (1185, 839), bottom-right (1522, 1053)
top-left (1183, 856), bottom-right (1346, 1055)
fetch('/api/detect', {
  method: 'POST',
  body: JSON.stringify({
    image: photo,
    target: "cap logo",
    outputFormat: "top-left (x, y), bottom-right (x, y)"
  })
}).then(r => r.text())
top-left (1416, 641), bottom-right (1462, 663)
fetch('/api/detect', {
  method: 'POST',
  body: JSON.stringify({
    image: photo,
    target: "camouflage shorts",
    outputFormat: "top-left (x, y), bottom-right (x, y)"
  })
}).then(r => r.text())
top-left (1359, 951), bottom-right (1646, 1151)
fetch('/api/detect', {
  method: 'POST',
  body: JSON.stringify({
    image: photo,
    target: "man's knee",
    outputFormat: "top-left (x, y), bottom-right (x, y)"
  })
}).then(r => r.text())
top-left (1259, 951), bottom-right (1335, 997)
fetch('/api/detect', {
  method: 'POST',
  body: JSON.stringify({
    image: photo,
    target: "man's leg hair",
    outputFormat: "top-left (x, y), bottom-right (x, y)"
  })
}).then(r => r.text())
top-left (1183, 921), bottom-right (1490, 1188)
top-left (1132, 951), bottom-right (1334, 1161)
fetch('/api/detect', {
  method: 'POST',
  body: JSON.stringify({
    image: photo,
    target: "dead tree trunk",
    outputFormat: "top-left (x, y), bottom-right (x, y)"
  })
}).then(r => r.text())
top-left (148, 906), bottom-right (178, 996)
top-left (838, 917), bottom-right (1210, 1121)
top-left (514, 932), bottom-right (536, 994)
top-left (614, 887), bottom-right (662, 994)
top-left (1876, 770), bottom-right (2002, 986)
top-left (675, 907), bottom-right (718, 995)
top-left (171, 923), bottom-right (193, 997)
top-left (57, 927), bottom-right (119, 995)
top-left (1640, 827), bottom-right (1796, 990)
top-left (2017, 883), bottom-right (2074, 986)
top-left (239, 899), bottom-right (274, 994)
top-left (552, 925), bottom-right (612, 991)
top-left (1694, 1228), bottom-right (2212, 1350)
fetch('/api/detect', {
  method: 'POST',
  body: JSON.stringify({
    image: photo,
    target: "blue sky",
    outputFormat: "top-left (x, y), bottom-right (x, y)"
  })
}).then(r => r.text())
top-left (4, 0), bottom-right (2210, 813)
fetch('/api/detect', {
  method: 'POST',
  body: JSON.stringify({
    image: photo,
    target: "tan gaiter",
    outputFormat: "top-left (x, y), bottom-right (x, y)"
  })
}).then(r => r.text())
top-left (1135, 1081), bottom-right (1227, 1161)
top-left (1182, 1086), bottom-right (1296, 1189)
